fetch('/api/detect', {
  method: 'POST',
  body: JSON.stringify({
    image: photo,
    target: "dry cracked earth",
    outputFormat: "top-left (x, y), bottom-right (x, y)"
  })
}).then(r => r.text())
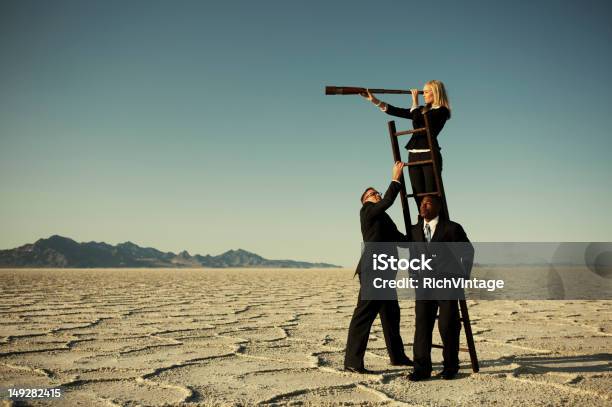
top-left (0, 268), bottom-right (610, 406)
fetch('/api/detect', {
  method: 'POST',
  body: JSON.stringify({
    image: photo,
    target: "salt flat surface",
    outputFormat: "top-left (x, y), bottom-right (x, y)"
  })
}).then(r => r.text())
top-left (0, 268), bottom-right (610, 406)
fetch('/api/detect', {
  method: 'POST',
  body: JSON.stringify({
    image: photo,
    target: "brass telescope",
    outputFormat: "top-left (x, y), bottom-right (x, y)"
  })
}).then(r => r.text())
top-left (325, 86), bottom-right (423, 95)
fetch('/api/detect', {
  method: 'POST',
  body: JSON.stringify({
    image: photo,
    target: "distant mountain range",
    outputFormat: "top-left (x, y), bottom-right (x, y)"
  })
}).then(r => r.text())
top-left (0, 235), bottom-right (341, 269)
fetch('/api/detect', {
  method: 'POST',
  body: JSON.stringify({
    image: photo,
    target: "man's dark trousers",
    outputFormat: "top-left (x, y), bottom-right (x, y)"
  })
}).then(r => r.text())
top-left (409, 218), bottom-right (471, 375)
top-left (413, 299), bottom-right (460, 374)
top-left (344, 288), bottom-right (408, 369)
top-left (344, 180), bottom-right (410, 369)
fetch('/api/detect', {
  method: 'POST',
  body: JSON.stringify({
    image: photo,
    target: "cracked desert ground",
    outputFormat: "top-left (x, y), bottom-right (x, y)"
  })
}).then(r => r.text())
top-left (0, 268), bottom-right (610, 406)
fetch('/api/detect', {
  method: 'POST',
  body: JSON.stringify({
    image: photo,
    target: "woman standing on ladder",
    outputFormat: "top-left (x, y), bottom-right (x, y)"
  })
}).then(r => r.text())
top-left (361, 80), bottom-right (451, 211)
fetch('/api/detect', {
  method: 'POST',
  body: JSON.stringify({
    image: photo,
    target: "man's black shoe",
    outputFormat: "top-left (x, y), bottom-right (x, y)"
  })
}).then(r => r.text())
top-left (391, 357), bottom-right (414, 367)
top-left (437, 369), bottom-right (459, 380)
top-left (344, 366), bottom-right (376, 374)
top-left (407, 371), bottom-right (431, 381)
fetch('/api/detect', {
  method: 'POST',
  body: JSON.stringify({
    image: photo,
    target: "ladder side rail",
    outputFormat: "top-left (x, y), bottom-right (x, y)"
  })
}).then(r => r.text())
top-left (460, 300), bottom-right (480, 372)
top-left (388, 121), bottom-right (412, 233)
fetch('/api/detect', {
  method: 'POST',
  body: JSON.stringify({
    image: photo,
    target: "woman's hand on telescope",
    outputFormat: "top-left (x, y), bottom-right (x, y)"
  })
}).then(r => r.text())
top-left (360, 88), bottom-right (385, 109)
top-left (360, 88), bottom-right (374, 101)
top-left (410, 88), bottom-right (420, 106)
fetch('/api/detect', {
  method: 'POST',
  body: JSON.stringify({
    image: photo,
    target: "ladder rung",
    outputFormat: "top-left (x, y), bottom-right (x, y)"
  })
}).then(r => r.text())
top-left (406, 191), bottom-right (441, 198)
top-left (406, 159), bottom-right (433, 167)
top-left (395, 127), bottom-right (427, 136)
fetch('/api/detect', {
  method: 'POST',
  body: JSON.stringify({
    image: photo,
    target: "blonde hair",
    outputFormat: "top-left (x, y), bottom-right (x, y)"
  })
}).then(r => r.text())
top-left (425, 80), bottom-right (451, 118)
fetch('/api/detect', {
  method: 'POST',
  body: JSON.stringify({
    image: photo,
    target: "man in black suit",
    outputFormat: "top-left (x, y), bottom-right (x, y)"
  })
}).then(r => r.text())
top-left (344, 161), bottom-right (413, 374)
top-left (407, 195), bottom-right (472, 381)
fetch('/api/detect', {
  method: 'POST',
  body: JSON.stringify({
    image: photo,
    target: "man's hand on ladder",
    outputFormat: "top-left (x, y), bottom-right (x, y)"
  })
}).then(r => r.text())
top-left (392, 161), bottom-right (405, 182)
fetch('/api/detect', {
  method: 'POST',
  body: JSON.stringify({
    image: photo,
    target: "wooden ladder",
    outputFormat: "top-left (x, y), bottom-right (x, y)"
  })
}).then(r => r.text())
top-left (388, 116), bottom-right (480, 373)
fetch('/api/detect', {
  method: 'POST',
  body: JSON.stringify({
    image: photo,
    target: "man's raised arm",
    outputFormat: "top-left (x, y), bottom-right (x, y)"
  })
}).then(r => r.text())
top-left (364, 161), bottom-right (405, 219)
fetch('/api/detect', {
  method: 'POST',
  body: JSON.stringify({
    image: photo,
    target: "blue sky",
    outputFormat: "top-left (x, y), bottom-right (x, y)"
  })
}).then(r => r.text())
top-left (1, 1), bottom-right (611, 266)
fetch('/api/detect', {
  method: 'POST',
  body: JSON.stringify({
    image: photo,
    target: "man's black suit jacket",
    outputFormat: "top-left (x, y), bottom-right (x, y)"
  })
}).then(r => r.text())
top-left (409, 218), bottom-right (469, 243)
top-left (361, 181), bottom-right (405, 243)
top-left (409, 218), bottom-right (474, 290)
top-left (355, 181), bottom-right (406, 276)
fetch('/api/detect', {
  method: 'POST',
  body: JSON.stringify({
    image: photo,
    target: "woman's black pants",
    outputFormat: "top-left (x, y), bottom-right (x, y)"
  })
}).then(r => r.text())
top-left (407, 150), bottom-right (443, 208)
